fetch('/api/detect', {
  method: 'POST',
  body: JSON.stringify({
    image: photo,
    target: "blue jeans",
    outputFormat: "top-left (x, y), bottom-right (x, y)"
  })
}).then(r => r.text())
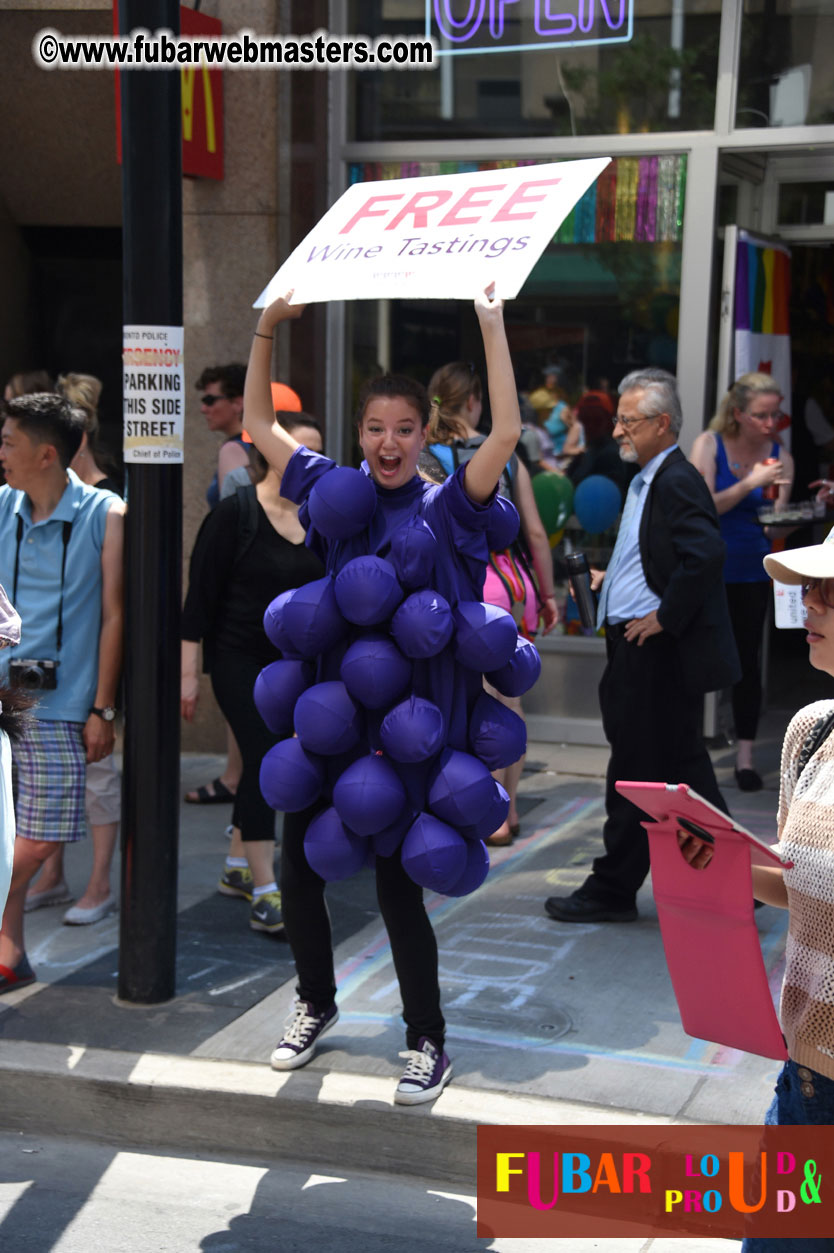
top-left (741, 1059), bottom-right (834, 1253)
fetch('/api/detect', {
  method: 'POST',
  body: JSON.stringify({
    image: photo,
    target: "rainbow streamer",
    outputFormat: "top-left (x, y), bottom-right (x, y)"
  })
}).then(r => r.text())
top-left (346, 155), bottom-right (688, 245)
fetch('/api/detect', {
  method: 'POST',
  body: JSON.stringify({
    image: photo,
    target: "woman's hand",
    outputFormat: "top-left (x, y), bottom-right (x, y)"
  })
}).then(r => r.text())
top-left (810, 480), bottom-right (834, 507)
top-left (540, 596), bottom-right (559, 635)
top-left (677, 829), bottom-right (714, 869)
top-left (747, 459), bottom-right (788, 491)
top-left (473, 282), bottom-right (504, 324)
top-left (257, 290), bottom-right (306, 337)
top-left (181, 673), bottom-right (200, 723)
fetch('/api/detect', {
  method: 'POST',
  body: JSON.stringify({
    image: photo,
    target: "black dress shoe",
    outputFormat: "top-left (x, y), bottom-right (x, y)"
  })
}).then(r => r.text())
top-left (735, 767), bottom-right (763, 792)
top-left (544, 893), bottom-right (638, 923)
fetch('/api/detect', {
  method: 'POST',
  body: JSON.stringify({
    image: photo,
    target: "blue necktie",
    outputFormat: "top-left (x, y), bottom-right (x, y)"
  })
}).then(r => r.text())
top-left (596, 472), bottom-right (642, 628)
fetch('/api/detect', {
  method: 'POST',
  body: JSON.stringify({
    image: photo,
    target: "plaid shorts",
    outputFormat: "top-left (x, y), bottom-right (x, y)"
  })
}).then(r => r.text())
top-left (13, 719), bottom-right (87, 843)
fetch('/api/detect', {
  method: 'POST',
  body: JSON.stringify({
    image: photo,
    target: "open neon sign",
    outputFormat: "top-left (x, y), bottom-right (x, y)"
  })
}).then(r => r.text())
top-left (426, 0), bottom-right (634, 55)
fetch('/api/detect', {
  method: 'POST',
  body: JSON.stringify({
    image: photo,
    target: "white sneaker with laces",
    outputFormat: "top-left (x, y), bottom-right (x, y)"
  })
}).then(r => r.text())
top-left (270, 998), bottom-right (339, 1071)
top-left (394, 1036), bottom-right (452, 1105)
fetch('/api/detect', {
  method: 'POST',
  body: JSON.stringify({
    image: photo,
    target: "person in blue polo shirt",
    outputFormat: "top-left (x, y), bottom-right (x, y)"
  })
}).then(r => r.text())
top-left (0, 392), bottom-right (124, 993)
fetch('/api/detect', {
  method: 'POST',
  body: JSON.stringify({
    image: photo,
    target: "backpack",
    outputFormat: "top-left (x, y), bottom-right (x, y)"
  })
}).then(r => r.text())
top-left (796, 708), bottom-right (834, 781)
top-left (423, 439), bottom-right (543, 635)
top-left (234, 484), bottom-right (259, 565)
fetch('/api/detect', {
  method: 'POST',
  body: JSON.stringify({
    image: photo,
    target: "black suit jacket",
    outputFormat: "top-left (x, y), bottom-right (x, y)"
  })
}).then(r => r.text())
top-left (638, 446), bottom-right (741, 695)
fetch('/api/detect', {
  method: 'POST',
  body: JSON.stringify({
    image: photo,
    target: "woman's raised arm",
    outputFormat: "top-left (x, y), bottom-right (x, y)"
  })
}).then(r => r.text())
top-left (244, 292), bottom-right (306, 476)
top-left (463, 285), bottom-right (522, 505)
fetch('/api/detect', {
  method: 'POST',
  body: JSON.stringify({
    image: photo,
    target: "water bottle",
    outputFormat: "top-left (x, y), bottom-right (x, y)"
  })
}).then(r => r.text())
top-left (565, 552), bottom-right (597, 631)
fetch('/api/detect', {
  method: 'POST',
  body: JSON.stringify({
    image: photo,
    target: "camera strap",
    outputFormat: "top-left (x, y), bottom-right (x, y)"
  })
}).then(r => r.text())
top-left (13, 515), bottom-right (73, 652)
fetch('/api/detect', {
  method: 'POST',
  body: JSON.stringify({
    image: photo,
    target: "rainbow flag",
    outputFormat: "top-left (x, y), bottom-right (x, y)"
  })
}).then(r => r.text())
top-left (734, 230), bottom-right (792, 437)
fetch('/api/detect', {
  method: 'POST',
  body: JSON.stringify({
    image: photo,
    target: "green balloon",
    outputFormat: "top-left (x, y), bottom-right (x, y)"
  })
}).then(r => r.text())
top-left (532, 472), bottom-right (574, 538)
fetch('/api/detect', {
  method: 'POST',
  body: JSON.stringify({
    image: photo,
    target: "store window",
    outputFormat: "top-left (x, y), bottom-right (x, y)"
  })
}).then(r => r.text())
top-left (345, 155), bottom-right (686, 631)
top-left (736, 0), bottom-right (834, 129)
top-left (348, 1), bottom-right (720, 140)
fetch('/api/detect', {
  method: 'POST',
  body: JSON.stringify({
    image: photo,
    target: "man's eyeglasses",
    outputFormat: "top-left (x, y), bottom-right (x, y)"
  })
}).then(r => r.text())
top-left (200, 394), bottom-right (225, 408)
top-left (614, 413), bottom-right (662, 432)
top-left (801, 578), bottom-right (834, 609)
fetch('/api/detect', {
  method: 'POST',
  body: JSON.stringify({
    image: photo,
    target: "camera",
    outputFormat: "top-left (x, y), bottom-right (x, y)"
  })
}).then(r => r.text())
top-left (9, 658), bottom-right (59, 691)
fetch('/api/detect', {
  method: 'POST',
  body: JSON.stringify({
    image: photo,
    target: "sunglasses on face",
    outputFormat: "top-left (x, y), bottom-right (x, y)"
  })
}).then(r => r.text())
top-left (801, 578), bottom-right (834, 609)
top-left (200, 394), bottom-right (226, 407)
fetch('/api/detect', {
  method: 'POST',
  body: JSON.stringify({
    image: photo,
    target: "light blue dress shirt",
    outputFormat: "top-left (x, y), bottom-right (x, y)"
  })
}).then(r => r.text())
top-left (0, 471), bottom-right (118, 722)
top-left (597, 445), bottom-right (677, 627)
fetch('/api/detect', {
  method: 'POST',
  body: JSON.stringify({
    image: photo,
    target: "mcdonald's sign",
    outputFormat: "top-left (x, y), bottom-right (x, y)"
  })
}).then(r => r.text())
top-left (114, 4), bottom-right (224, 181)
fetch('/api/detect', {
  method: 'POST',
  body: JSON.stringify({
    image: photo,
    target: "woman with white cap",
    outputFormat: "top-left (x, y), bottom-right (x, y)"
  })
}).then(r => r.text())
top-left (680, 526), bottom-right (834, 1253)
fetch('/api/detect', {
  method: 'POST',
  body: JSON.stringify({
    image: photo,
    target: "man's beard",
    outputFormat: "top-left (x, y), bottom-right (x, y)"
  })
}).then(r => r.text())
top-left (618, 442), bottom-right (639, 463)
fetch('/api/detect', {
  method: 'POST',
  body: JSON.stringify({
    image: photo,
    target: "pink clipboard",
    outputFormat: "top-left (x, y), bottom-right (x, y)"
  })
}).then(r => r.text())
top-left (616, 781), bottom-right (789, 1061)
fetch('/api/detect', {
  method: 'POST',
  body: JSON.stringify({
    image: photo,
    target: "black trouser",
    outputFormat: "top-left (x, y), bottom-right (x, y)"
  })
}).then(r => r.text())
top-left (583, 627), bottom-right (729, 909)
top-left (281, 802), bottom-right (445, 1051)
top-left (725, 581), bottom-right (770, 742)
top-left (210, 648), bottom-right (277, 843)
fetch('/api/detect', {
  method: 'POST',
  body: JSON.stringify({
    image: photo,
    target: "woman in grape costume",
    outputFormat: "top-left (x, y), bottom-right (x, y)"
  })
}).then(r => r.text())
top-left (245, 286), bottom-right (540, 1105)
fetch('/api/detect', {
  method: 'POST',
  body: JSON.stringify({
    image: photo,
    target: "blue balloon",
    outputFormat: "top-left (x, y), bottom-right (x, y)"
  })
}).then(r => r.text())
top-left (388, 517), bottom-right (438, 590)
top-left (400, 813), bottom-right (468, 894)
top-left (334, 556), bottom-right (403, 627)
top-left (380, 695), bottom-right (446, 764)
top-left (573, 474), bottom-right (622, 534)
top-left (254, 658), bottom-right (314, 737)
top-left (260, 738), bottom-right (324, 813)
top-left (444, 838), bottom-right (490, 897)
top-left (304, 806), bottom-right (368, 881)
top-left (340, 633), bottom-right (412, 710)
top-left (294, 681), bottom-right (362, 756)
top-left (307, 466), bottom-right (377, 540)
top-left (333, 753), bottom-right (407, 837)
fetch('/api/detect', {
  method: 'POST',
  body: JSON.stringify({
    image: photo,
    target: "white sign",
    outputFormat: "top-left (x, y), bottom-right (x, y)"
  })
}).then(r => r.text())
top-left (122, 325), bottom-right (185, 465)
top-left (773, 580), bottom-right (806, 630)
top-left (255, 158), bottom-right (610, 307)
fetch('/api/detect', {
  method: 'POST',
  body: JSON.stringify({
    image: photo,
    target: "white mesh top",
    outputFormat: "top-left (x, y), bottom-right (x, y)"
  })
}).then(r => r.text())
top-left (777, 700), bottom-right (834, 1079)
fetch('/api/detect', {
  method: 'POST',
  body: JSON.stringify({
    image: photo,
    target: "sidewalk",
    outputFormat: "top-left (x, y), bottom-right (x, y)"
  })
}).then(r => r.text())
top-left (0, 713), bottom-right (792, 1187)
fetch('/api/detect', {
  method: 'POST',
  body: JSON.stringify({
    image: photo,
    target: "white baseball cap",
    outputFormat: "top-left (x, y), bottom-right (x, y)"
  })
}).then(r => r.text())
top-left (764, 524), bottom-right (834, 585)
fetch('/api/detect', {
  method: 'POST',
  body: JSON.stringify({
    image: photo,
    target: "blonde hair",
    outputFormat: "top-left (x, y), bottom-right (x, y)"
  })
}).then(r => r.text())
top-left (710, 372), bottom-right (781, 438)
top-left (56, 372), bottom-right (102, 430)
top-left (427, 361), bottom-right (482, 446)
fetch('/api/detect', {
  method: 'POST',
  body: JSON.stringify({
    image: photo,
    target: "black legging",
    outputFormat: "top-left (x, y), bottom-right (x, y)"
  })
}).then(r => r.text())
top-left (725, 582), bottom-right (771, 742)
top-left (210, 647), bottom-right (277, 842)
top-left (281, 802), bottom-right (445, 1051)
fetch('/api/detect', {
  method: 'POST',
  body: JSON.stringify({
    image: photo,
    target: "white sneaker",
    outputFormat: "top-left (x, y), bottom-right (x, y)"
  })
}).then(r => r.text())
top-left (270, 999), bottom-right (339, 1071)
top-left (394, 1037), bottom-right (452, 1105)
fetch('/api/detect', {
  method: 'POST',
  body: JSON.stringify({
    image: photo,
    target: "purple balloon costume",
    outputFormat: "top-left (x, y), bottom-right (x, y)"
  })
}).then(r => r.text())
top-left (257, 445), bottom-right (540, 1049)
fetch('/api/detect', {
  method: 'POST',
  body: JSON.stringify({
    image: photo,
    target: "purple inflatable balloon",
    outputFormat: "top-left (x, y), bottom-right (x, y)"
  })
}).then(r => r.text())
top-left (260, 738), bottom-right (324, 813)
top-left (453, 601), bottom-right (518, 672)
top-left (468, 691), bottom-right (527, 770)
top-left (332, 753), bottom-right (407, 836)
top-left (388, 517), bottom-right (438, 589)
top-left (485, 495), bottom-right (520, 553)
top-left (304, 806), bottom-right (368, 881)
top-left (427, 748), bottom-right (496, 827)
top-left (390, 589), bottom-right (454, 659)
top-left (294, 681), bottom-right (362, 757)
top-left (401, 813), bottom-right (468, 894)
top-left (254, 658), bottom-right (314, 737)
top-left (444, 838), bottom-right (490, 897)
top-left (307, 465), bottom-right (377, 540)
top-left (340, 633), bottom-right (412, 710)
top-left (282, 576), bottom-right (349, 660)
top-left (371, 807), bottom-right (415, 858)
top-left (486, 635), bottom-right (542, 698)
top-left (334, 556), bottom-right (403, 627)
top-left (458, 781), bottom-right (510, 842)
top-left (380, 695), bottom-right (446, 764)
top-left (263, 589), bottom-right (301, 657)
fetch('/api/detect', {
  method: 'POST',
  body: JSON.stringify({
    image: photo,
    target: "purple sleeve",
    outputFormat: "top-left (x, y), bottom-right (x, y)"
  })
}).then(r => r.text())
top-left (434, 464), bottom-right (496, 560)
top-left (280, 445), bottom-right (337, 506)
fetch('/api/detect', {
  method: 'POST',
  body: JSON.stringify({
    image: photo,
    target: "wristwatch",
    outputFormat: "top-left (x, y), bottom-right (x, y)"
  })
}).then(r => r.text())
top-left (90, 705), bottom-right (117, 722)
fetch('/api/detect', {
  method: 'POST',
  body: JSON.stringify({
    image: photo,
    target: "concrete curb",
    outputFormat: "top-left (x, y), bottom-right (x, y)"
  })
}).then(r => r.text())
top-left (1, 1041), bottom-right (704, 1184)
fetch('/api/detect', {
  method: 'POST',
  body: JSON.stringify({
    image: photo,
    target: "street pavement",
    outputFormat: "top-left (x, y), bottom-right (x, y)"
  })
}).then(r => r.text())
top-left (0, 709), bottom-right (795, 1246)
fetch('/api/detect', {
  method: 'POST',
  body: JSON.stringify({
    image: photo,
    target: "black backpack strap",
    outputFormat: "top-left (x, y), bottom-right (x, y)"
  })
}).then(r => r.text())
top-left (797, 709), bottom-right (834, 781)
top-left (233, 485), bottom-right (259, 565)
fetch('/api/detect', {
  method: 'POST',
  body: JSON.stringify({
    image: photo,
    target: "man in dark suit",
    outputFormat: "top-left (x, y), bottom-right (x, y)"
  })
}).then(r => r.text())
top-left (545, 368), bottom-right (740, 923)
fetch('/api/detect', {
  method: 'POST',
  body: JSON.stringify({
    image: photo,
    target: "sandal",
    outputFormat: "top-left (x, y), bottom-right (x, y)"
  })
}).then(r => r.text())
top-left (184, 777), bottom-right (236, 805)
top-left (0, 955), bottom-right (36, 995)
